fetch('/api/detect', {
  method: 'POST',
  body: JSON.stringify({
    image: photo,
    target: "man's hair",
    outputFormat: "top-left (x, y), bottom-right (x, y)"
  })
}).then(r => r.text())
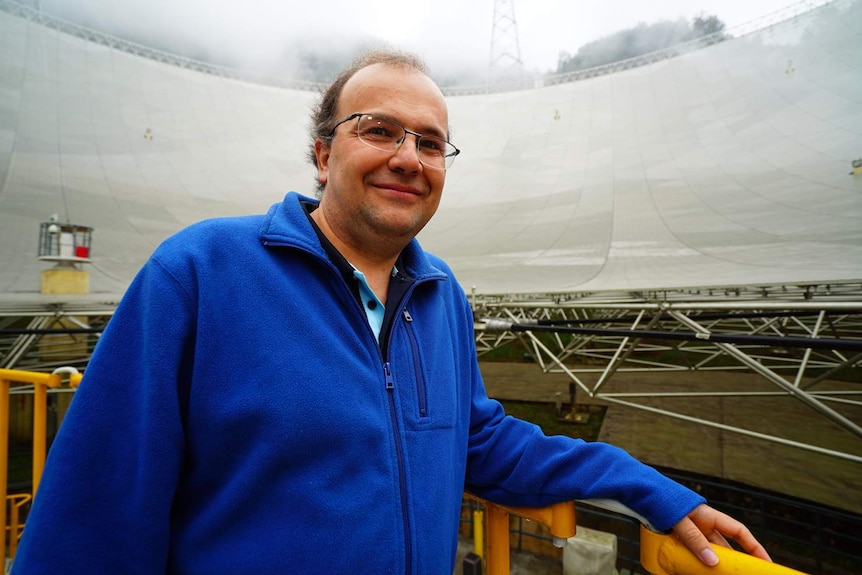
top-left (307, 49), bottom-right (429, 196)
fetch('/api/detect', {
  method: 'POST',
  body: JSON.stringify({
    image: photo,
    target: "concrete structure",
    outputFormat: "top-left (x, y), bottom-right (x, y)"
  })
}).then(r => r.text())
top-left (1, 0), bottom-right (860, 299)
top-left (562, 527), bottom-right (618, 575)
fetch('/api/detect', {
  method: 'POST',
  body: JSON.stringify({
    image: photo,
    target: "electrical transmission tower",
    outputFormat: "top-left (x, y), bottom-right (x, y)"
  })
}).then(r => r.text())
top-left (489, 0), bottom-right (525, 87)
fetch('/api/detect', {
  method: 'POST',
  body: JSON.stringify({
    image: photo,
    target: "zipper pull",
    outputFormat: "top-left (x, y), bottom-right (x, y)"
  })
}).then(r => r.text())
top-left (402, 308), bottom-right (413, 322)
top-left (383, 361), bottom-right (394, 390)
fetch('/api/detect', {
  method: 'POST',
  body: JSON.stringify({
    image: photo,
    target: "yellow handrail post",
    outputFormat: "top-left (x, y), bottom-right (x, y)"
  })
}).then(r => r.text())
top-left (485, 502), bottom-right (511, 575)
top-left (505, 500), bottom-right (576, 546)
top-left (472, 508), bottom-right (484, 559)
top-left (464, 493), bottom-right (577, 575)
top-left (640, 525), bottom-right (810, 575)
top-left (0, 376), bottom-right (9, 561)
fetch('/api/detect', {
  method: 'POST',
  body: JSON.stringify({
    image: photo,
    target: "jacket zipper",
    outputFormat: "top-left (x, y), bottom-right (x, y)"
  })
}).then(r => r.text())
top-left (381, 284), bottom-right (428, 575)
top-left (384, 361), bottom-right (412, 575)
top-left (401, 308), bottom-right (428, 418)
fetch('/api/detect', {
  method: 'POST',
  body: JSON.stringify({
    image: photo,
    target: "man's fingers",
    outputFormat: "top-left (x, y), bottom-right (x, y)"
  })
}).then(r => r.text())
top-left (673, 516), bottom-right (720, 566)
top-left (686, 504), bottom-right (773, 563)
top-left (707, 530), bottom-right (730, 549)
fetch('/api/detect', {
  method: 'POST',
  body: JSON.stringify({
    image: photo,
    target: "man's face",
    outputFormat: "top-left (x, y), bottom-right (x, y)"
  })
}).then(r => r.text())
top-left (314, 63), bottom-right (449, 251)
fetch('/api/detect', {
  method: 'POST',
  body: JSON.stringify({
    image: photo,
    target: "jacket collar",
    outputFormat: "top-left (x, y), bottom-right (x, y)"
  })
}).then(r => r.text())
top-left (259, 192), bottom-right (447, 283)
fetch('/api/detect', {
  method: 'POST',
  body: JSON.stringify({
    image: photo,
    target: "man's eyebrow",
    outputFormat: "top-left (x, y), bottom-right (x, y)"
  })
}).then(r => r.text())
top-left (422, 125), bottom-right (449, 140)
top-left (413, 120), bottom-right (448, 139)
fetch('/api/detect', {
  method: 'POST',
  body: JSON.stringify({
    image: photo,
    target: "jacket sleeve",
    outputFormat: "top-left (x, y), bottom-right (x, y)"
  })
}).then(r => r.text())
top-left (462, 313), bottom-right (704, 533)
top-left (12, 256), bottom-right (194, 574)
top-left (464, 398), bottom-right (705, 532)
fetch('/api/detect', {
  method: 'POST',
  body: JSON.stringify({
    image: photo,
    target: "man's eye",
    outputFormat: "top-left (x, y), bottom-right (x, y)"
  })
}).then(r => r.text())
top-left (420, 138), bottom-right (444, 152)
top-left (363, 125), bottom-right (395, 139)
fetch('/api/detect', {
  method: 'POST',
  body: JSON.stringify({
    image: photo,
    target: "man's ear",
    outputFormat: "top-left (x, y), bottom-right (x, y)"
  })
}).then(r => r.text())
top-left (314, 139), bottom-right (330, 185)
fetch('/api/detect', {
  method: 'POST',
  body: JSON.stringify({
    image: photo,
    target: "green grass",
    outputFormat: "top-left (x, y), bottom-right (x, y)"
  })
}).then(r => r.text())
top-left (499, 400), bottom-right (606, 442)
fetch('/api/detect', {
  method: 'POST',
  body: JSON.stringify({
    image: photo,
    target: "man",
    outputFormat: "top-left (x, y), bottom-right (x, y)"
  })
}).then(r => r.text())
top-left (13, 49), bottom-right (770, 574)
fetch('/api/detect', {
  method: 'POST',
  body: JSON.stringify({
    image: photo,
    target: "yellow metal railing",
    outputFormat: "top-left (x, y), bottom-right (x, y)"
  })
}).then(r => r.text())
top-left (464, 492), bottom-right (575, 574)
top-left (5, 494), bottom-right (31, 559)
top-left (465, 493), bottom-right (810, 575)
top-left (639, 525), bottom-right (808, 575)
top-left (0, 368), bottom-right (81, 560)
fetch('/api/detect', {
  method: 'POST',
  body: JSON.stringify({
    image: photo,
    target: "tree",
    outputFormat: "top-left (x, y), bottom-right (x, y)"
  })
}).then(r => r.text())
top-left (556, 14), bottom-right (728, 74)
top-left (692, 13), bottom-right (727, 38)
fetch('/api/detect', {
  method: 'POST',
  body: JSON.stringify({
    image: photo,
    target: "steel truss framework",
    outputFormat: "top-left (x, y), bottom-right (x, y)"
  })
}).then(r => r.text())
top-left (473, 281), bottom-right (862, 464)
top-left (2, 282), bottom-right (860, 464)
top-left (0, 304), bottom-right (114, 373)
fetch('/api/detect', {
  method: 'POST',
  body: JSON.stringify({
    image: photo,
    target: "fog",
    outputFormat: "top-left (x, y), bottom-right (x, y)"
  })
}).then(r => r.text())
top-left (29, 0), bottom-right (802, 83)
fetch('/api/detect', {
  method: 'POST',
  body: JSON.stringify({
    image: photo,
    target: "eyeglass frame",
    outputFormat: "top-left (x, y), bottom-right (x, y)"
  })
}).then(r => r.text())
top-left (322, 112), bottom-right (461, 170)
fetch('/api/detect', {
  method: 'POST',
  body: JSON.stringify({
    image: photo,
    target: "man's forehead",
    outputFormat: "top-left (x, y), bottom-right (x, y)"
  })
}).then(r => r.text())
top-left (340, 64), bottom-right (449, 130)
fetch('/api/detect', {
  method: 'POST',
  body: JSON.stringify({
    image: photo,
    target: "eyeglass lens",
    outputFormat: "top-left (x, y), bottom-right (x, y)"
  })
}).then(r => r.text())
top-left (355, 115), bottom-right (456, 170)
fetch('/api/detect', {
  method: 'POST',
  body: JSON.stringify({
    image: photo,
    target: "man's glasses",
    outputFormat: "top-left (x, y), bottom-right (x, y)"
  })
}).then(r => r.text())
top-left (326, 113), bottom-right (460, 170)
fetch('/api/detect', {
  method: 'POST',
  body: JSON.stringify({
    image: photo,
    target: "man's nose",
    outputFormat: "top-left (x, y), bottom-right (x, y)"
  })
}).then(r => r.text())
top-left (390, 133), bottom-right (423, 170)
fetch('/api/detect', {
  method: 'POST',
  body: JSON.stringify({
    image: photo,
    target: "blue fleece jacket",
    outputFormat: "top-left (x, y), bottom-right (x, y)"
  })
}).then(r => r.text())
top-left (13, 192), bottom-right (704, 574)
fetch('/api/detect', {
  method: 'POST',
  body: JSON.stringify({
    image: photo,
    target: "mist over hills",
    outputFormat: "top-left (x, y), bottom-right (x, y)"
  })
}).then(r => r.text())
top-left (26, 0), bottom-right (726, 87)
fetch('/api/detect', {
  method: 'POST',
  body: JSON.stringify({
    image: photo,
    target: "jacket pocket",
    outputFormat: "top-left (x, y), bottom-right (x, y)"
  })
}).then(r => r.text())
top-left (402, 308), bottom-right (429, 419)
top-left (396, 307), bottom-right (457, 430)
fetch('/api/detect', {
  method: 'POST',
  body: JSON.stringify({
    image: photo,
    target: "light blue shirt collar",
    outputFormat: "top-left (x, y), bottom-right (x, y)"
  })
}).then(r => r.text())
top-left (352, 267), bottom-right (386, 342)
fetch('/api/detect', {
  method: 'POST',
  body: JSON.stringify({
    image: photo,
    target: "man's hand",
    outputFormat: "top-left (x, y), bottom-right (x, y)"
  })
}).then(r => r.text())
top-left (672, 503), bottom-right (772, 566)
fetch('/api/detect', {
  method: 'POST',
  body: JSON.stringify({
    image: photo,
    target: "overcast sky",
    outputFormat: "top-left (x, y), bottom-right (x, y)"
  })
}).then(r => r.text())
top-left (36, 0), bottom-right (805, 77)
